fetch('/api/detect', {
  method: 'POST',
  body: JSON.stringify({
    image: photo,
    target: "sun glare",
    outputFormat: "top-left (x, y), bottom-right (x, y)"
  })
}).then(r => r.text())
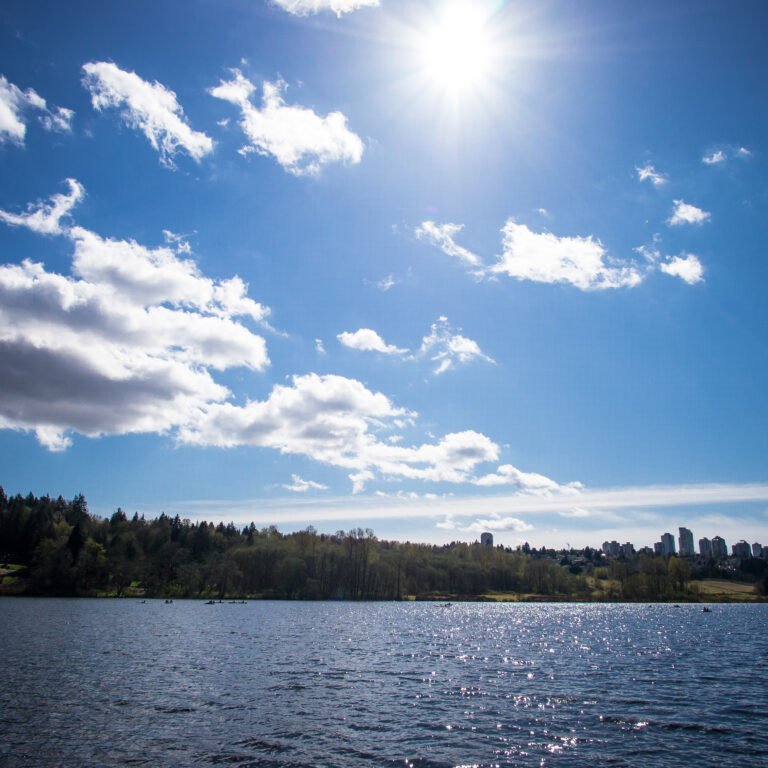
top-left (420, 4), bottom-right (493, 92)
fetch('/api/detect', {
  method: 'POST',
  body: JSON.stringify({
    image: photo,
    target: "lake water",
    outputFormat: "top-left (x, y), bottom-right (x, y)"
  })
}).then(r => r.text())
top-left (1, 600), bottom-right (766, 767)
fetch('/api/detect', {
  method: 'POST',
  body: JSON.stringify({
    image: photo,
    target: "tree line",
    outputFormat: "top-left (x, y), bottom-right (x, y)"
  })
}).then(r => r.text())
top-left (0, 489), bottom-right (764, 600)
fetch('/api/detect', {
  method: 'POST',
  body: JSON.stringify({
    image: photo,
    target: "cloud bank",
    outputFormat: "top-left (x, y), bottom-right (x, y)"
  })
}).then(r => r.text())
top-left (0, 181), bottom-right (269, 450)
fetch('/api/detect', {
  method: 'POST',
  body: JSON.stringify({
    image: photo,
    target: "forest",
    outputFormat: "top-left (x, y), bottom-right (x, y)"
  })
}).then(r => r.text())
top-left (1, 489), bottom-right (765, 601)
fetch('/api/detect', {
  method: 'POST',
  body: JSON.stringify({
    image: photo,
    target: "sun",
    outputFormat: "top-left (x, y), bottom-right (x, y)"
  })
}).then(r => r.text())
top-left (419, 3), bottom-right (493, 93)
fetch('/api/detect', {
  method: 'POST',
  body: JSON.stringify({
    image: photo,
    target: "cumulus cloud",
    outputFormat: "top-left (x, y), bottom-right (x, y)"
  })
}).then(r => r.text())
top-left (177, 372), bottom-right (513, 491)
top-left (490, 221), bottom-right (643, 290)
top-left (418, 316), bottom-right (494, 375)
top-left (0, 178), bottom-right (84, 235)
top-left (209, 70), bottom-right (363, 175)
top-left (282, 474), bottom-right (328, 492)
top-left (415, 221), bottom-right (481, 266)
top-left (271, 0), bottom-right (379, 15)
top-left (0, 75), bottom-right (73, 144)
top-left (667, 200), bottom-right (711, 226)
top-left (0, 182), bottom-right (269, 450)
top-left (636, 164), bottom-right (667, 186)
top-left (315, 338), bottom-right (326, 354)
top-left (337, 328), bottom-right (408, 355)
top-left (659, 253), bottom-right (704, 285)
top-left (82, 61), bottom-right (213, 166)
top-left (473, 464), bottom-right (582, 495)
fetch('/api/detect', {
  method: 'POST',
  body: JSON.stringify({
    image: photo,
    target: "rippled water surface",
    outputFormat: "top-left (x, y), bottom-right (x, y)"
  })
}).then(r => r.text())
top-left (1, 600), bottom-right (767, 767)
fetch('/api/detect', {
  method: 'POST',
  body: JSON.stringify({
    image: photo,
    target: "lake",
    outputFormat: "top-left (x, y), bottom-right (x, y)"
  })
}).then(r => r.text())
top-left (1, 600), bottom-right (766, 767)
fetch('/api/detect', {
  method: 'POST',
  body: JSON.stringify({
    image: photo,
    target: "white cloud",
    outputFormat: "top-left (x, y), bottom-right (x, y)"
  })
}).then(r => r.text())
top-left (537, 208), bottom-right (550, 217)
top-left (737, 146), bottom-right (752, 157)
top-left (0, 178), bottom-right (84, 235)
top-left (315, 338), bottom-right (326, 354)
top-left (473, 463), bottom-right (582, 495)
top-left (635, 164), bottom-right (667, 186)
top-left (178, 372), bottom-right (512, 491)
top-left (0, 182), bottom-right (270, 450)
top-left (659, 253), bottom-right (704, 285)
top-left (282, 474), bottom-right (328, 492)
top-left (337, 328), bottom-right (407, 355)
top-left (490, 221), bottom-right (643, 290)
top-left (462, 516), bottom-right (534, 533)
top-left (209, 70), bottom-right (363, 175)
top-left (415, 221), bottom-right (481, 266)
top-left (702, 150), bottom-right (726, 165)
top-left (337, 317), bottom-right (493, 375)
top-left (667, 199), bottom-right (711, 226)
top-left (82, 61), bottom-right (213, 166)
top-left (271, 0), bottom-right (379, 16)
top-left (418, 316), bottom-right (494, 375)
top-left (0, 75), bottom-right (73, 144)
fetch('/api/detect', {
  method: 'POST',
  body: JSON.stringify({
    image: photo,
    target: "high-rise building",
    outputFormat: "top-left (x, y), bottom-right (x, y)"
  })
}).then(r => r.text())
top-left (711, 536), bottom-right (728, 560)
top-left (699, 537), bottom-right (713, 558)
top-left (621, 542), bottom-right (635, 558)
top-left (653, 542), bottom-right (663, 555)
top-left (602, 540), bottom-right (621, 557)
top-left (480, 532), bottom-right (493, 547)
top-left (661, 532), bottom-right (676, 556)
top-left (752, 542), bottom-right (763, 558)
top-left (732, 540), bottom-right (751, 558)
top-left (678, 527), bottom-right (694, 557)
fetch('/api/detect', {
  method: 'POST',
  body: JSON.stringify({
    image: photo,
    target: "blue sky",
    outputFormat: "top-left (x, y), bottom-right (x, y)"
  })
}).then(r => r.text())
top-left (1, 0), bottom-right (767, 549)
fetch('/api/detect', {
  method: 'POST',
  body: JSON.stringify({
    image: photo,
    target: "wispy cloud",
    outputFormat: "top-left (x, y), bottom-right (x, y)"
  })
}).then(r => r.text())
top-left (82, 61), bottom-right (213, 167)
top-left (0, 74), bottom-right (73, 144)
top-left (418, 316), bottom-right (494, 375)
top-left (0, 178), bottom-right (83, 235)
top-left (667, 199), bottom-right (710, 226)
top-left (135, 483), bottom-right (768, 549)
top-left (415, 221), bottom-right (481, 266)
top-left (271, 0), bottom-right (379, 17)
top-left (702, 146), bottom-right (752, 165)
top-left (702, 149), bottom-right (726, 166)
top-left (337, 317), bottom-right (494, 375)
top-left (635, 164), bottom-right (667, 186)
top-left (282, 474), bottom-right (329, 492)
top-left (376, 274), bottom-right (398, 291)
top-left (209, 70), bottom-right (363, 175)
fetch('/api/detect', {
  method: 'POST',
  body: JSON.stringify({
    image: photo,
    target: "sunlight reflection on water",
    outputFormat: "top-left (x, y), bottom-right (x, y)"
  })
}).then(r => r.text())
top-left (1, 600), bottom-right (767, 767)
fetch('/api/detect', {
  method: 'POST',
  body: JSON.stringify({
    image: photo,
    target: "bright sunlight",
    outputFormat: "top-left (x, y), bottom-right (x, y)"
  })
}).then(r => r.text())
top-left (420, 3), bottom-right (493, 92)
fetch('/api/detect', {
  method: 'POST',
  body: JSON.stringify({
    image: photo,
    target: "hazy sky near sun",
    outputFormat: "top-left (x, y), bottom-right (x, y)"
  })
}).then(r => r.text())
top-left (1, 0), bottom-right (767, 548)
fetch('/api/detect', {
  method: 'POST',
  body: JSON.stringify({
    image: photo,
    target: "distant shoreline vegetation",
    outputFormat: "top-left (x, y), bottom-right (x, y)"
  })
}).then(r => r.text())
top-left (1, 489), bottom-right (766, 602)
